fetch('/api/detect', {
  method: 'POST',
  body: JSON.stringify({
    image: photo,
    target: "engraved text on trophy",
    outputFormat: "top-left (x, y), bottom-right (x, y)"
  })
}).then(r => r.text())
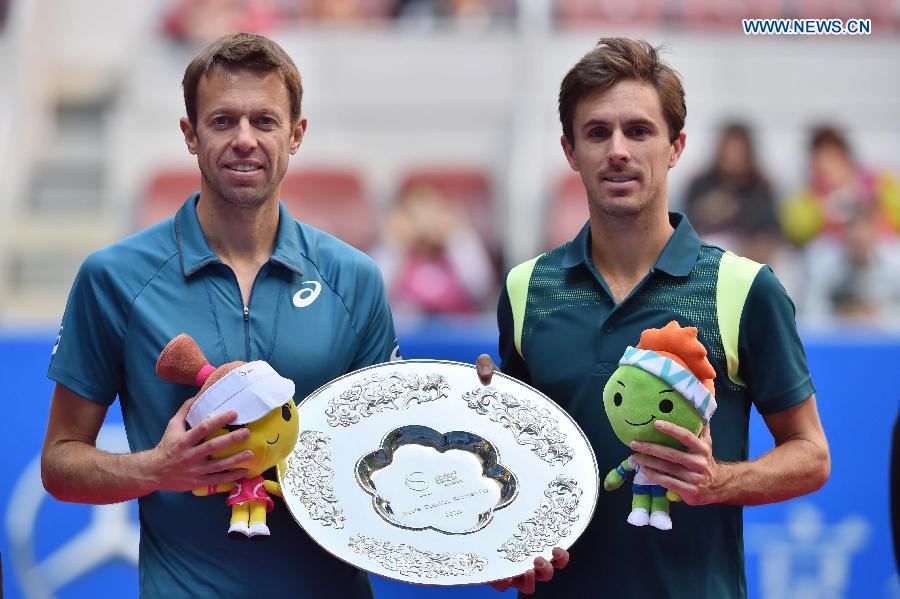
top-left (356, 425), bottom-right (517, 534)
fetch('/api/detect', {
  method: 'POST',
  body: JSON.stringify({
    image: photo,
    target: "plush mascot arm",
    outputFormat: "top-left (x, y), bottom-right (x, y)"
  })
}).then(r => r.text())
top-left (263, 479), bottom-right (282, 497)
top-left (604, 458), bottom-right (634, 491)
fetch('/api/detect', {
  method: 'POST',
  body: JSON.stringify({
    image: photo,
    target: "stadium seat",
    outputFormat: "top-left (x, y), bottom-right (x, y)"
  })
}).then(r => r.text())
top-left (137, 170), bottom-right (200, 230)
top-left (280, 168), bottom-right (374, 250)
top-left (546, 172), bottom-right (588, 250)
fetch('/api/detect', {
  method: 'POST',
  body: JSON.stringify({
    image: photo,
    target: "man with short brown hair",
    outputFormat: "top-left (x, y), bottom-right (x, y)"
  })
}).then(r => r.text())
top-left (479, 37), bottom-right (830, 597)
top-left (42, 33), bottom-right (398, 597)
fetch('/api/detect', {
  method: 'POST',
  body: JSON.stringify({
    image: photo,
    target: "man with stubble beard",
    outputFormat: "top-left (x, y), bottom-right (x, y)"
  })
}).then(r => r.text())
top-left (477, 38), bottom-right (830, 598)
top-left (42, 33), bottom-right (400, 597)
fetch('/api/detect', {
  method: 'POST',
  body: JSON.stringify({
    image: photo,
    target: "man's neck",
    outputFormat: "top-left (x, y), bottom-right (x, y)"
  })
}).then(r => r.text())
top-left (589, 206), bottom-right (674, 303)
top-left (196, 191), bottom-right (280, 307)
top-left (196, 193), bottom-right (280, 269)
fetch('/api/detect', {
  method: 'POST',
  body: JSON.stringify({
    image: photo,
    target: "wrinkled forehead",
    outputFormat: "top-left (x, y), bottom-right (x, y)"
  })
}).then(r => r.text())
top-left (195, 66), bottom-right (291, 114)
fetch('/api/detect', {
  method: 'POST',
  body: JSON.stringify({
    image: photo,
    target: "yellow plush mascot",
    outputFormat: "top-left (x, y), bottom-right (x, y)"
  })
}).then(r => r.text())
top-left (156, 334), bottom-right (300, 539)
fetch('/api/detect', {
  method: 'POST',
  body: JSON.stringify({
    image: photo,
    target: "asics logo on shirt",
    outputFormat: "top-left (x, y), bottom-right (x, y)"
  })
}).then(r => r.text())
top-left (292, 281), bottom-right (322, 308)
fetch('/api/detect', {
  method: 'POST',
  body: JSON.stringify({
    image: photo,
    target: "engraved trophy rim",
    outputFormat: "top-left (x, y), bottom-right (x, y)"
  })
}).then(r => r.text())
top-left (279, 359), bottom-right (600, 586)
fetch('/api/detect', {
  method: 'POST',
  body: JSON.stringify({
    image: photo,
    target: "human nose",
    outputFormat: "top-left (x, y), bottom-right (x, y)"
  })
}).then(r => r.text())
top-left (231, 117), bottom-right (257, 154)
top-left (607, 130), bottom-right (630, 164)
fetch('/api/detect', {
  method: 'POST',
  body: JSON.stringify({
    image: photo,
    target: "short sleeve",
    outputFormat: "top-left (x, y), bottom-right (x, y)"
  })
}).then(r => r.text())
top-left (350, 261), bottom-right (400, 369)
top-left (47, 251), bottom-right (129, 405)
top-left (498, 284), bottom-right (533, 386)
top-left (737, 266), bottom-right (815, 415)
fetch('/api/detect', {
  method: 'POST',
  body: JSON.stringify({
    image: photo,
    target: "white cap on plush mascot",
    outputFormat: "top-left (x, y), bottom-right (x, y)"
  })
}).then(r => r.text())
top-left (186, 361), bottom-right (295, 428)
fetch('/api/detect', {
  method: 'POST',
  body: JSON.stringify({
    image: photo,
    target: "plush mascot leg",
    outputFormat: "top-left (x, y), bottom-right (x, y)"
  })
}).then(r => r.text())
top-left (229, 503), bottom-right (251, 538)
top-left (248, 501), bottom-right (270, 539)
top-left (649, 493), bottom-right (673, 531)
top-left (628, 492), bottom-right (651, 526)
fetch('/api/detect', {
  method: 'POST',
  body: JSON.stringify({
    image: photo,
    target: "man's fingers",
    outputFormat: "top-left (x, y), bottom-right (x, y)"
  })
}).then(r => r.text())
top-left (630, 441), bottom-right (694, 469)
top-left (652, 420), bottom-right (707, 452)
top-left (550, 547), bottom-right (569, 569)
top-left (533, 557), bottom-right (554, 582)
top-left (198, 426), bottom-right (250, 457)
top-left (519, 569), bottom-right (536, 594)
top-left (186, 410), bottom-right (241, 445)
top-left (490, 550), bottom-right (568, 593)
top-left (476, 354), bottom-right (496, 384)
top-left (631, 453), bottom-right (697, 477)
top-left (205, 450), bottom-right (253, 473)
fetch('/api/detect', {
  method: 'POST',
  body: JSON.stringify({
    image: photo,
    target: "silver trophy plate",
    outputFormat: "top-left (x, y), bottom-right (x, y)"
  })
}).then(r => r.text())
top-left (279, 360), bottom-right (599, 586)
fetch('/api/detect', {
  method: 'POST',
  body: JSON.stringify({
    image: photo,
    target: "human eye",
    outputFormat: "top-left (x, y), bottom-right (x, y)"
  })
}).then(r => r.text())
top-left (255, 115), bottom-right (276, 129)
top-left (211, 115), bottom-right (232, 128)
top-left (587, 126), bottom-right (609, 140)
top-left (629, 126), bottom-right (651, 138)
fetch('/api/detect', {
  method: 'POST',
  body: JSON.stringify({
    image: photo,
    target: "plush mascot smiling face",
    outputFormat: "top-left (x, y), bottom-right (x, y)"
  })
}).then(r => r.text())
top-left (603, 364), bottom-right (704, 450)
top-left (206, 400), bottom-right (299, 478)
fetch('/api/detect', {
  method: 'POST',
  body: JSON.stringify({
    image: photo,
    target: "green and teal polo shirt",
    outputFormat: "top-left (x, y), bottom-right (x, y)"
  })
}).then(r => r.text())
top-left (498, 213), bottom-right (814, 599)
top-left (48, 194), bottom-right (398, 598)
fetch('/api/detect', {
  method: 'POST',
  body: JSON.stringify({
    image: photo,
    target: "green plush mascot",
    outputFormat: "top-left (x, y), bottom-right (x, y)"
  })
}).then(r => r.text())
top-left (602, 320), bottom-right (717, 531)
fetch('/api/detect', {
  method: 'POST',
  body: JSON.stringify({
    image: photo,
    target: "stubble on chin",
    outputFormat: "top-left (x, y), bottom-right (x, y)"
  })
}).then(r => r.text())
top-left (588, 189), bottom-right (648, 219)
top-left (598, 202), bottom-right (644, 219)
top-left (221, 188), bottom-right (271, 209)
top-left (201, 171), bottom-right (274, 210)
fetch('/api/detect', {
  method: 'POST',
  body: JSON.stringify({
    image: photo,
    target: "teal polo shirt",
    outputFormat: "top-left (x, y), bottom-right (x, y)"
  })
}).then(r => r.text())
top-left (48, 194), bottom-right (398, 598)
top-left (498, 213), bottom-right (814, 599)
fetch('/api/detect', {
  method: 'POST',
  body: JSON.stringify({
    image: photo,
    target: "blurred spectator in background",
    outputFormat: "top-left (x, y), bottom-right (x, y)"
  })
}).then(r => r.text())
top-left (683, 122), bottom-right (782, 263)
top-left (163, 0), bottom-right (278, 44)
top-left (301, 0), bottom-right (370, 22)
top-left (780, 126), bottom-right (900, 248)
top-left (391, 0), bottom-right (514, 29)
top-left (800, 207), bottom-right (900, 329)
top-left (373, 184), bottom-right (495, 316)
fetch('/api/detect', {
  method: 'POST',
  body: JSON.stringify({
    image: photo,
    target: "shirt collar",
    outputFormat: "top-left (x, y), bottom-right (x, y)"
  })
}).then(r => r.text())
top-left (560, 212), bottom-right (701, 277)
top-left (269, 201), bottom-right (305, 275)
top-left (175, 194), bottom-right (305, 277)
